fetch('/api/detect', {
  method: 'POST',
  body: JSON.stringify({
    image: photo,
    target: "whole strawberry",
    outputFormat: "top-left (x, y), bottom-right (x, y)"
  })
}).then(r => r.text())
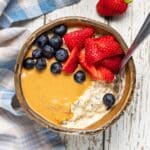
top-left (96, 0), bottom-right (132, 16)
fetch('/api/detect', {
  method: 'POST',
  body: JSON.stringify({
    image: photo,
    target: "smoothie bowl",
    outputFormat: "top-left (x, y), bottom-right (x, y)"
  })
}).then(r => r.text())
top-left (14, 17), bottom-right (136, 134)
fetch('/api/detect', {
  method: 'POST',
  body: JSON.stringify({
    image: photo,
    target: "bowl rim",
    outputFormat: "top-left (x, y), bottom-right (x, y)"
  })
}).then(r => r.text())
top-left (14, 16), bottom-right (136, 135)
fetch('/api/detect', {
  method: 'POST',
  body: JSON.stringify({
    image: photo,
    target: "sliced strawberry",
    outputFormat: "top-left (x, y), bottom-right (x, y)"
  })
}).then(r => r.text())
top-left (64, 27), bottom-right (94, 51)
top-left (63, 47), bottom-right (79, 73)
top-left (94, 35), bottom-right (115, 42)
top-left (101, 56), bottom-right (123, 73)
top-left (79, 49), bottom-right (115, 82)
top-left (95, 36), bottom-right (124, 60)
top-left (97, 66), bottom-right (114, 82)
top-left (85, 38), bottom-right (100, 64)
top-left (85, 35), bottom-right (124, 65)
top-left (79, 50), bottom-right (98, 80)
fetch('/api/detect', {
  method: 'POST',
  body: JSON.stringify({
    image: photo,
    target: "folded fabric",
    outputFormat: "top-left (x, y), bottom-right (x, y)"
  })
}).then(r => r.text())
top-left (0, 0), bottom-right (80, 28)
top-left (0, 0), bottom-right (9, 16)
top-left (0, 109), bottom-right (65, 150)
top-left (0, 29), bottom-right (66, 150)
top-left (0, 0), bottom-right (81, 149)
top-left (0, 27), bottom-right (64, 150)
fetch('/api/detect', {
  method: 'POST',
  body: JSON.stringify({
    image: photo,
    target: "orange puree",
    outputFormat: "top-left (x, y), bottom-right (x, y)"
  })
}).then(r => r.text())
top-left (21, 56), bottom-right (92, 126)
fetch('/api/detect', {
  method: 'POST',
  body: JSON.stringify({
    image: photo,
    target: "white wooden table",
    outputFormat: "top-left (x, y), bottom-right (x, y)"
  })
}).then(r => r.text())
top-left (21, 0), bottom-right (150, 149)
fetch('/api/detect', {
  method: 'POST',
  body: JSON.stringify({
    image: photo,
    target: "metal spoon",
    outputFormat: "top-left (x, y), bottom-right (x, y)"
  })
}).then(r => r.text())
top-left (119, 12), bottom-right (150, 73)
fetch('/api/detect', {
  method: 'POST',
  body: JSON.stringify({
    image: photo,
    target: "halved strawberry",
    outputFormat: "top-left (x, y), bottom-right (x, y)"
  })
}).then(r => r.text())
top-left (85, 35), bottom-right (124, 65)
top-left (97, 66), bottom-right (114, 82)
top-left (79, 50), bottom-right (98, 80)
top-left (63, 47), bottom-right (79, 73)
top-left (94, 35), bottom-right (115, 42)
top-left (64, 27), bottom-right (94, 51)
top-left (85, 38), bottom-right (100, 64)
top-left (97, 39), bottom-right (124, 59)
top-left (101, 56), bottom-right (123, 73)
top-left (79, 49), bottom-right (114, 82)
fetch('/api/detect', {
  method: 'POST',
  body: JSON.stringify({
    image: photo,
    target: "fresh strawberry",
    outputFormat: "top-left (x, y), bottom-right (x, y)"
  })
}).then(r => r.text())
top-left (95, 35), bottom-right (124, 60)
top-left (85, 35), bottom-right (124, 65)
top-left (64, 27), bottom-right (94, 51)
top-left (96, 0), bottom-right (114, 17)
top-left (97, 66), bottom-right (114, 82)
top-left (79, 50), bottom-right (98, 80)
top-left (79, 50), bottom-right (114, 82)
top-left (85, 38), bottom-right (100, 64)
top-left (96, 0), bottom-right (132, 17)
top-left (94, 35), bottom-right (115, 42)
top-left (63, 47), bottom-right (79, 73)
top-left (101, 56), bottom-right (123, 73)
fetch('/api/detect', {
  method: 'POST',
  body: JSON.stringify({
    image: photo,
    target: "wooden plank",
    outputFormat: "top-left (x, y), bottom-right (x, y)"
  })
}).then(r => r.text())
top-left (105, 0), bottom-right (150, 149)
top-left (45, 0), bottom-right (106, 23)
top-left (59, 133), bottom-right (104, 150)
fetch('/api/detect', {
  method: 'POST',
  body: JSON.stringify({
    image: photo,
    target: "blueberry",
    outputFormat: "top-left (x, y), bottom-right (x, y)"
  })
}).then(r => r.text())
top-left (50, 62), bottom-right (62, 74)
top-left (36, 34), bottom-right (49, 48)
top-left (55, 48), bottom-right (68, 62)
top-left (103, 93), bottom-right (116, 109)
top-left (43, 45), bottom-right (55, 59)
top-left (23, 57), bottom-right (35, 69)
top-left (74, 71), bottom-right (86, 83)
top-left (49, 35), bottom-right (62, 49)
top-left (53, 24), bottom-right (67, 36)
top-left (32, 49), bottom-right (43, 59)
top-left (35, 58), bottom-right (47, 70)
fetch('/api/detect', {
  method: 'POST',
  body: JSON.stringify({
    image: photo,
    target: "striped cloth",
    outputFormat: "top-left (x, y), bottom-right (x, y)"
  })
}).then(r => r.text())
top-left (0, 0), bottom-right (81, 149)
top-left (0, 0), bottom-right (80, 28)
top-left (0, 32), bottom-right (65, 150)
top-left (0, 110), bottom-right (64, 150)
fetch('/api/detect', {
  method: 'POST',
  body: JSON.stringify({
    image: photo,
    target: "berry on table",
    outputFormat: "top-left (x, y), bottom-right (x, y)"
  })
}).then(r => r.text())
top-left (96, 0), bottom-right (132, 17)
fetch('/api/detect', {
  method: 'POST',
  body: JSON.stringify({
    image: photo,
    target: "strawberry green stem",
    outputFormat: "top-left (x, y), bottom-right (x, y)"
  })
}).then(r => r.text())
top-left (124, 0), bottom-right (133, 4)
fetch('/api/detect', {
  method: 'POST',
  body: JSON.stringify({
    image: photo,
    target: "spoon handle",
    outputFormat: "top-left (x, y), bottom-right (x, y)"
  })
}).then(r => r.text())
top-left (120, 13), bottom-right (150, 72)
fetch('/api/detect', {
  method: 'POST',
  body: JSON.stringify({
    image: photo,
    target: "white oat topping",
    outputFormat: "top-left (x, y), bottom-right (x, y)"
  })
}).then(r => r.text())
top-left (62, 76), bottom-right (125, 129)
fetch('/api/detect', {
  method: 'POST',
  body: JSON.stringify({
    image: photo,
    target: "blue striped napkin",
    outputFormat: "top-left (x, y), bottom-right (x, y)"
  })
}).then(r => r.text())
top-left (0, 0), bottom-right (80, 149)
top-left (0, 30), bottom-right (65, 149)
top-left (0, 0), bottom-right (80, 28)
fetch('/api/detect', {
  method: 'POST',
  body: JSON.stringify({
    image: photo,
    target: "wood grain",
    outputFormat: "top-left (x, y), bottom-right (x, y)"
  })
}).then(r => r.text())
top-left (104, 0), bottom-right (150, 149)
top-left (21, 0), bottom-right (150, 149)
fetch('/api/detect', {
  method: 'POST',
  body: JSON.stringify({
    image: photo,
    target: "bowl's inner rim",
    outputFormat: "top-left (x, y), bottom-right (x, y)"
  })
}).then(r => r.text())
top-left (14, 17), bottom-right (136, 134)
